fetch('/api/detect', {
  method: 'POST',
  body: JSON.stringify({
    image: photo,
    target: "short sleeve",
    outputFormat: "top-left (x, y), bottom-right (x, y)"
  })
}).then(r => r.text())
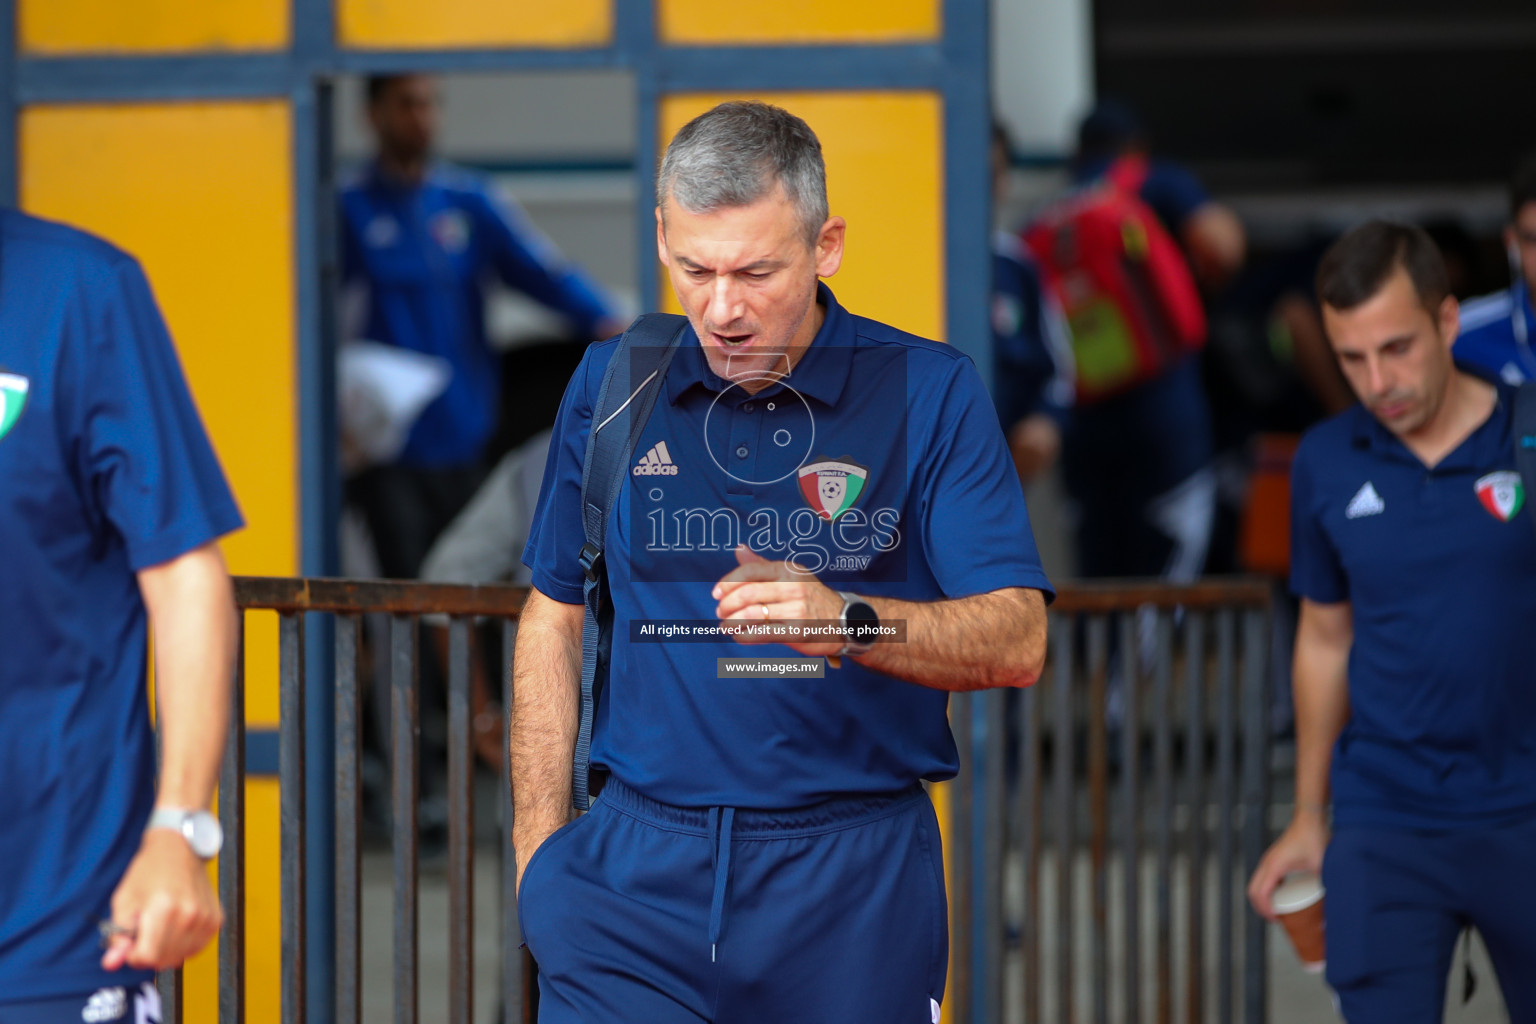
top-left (917, 358), bottom-right (1056, 602)
top-left (522, 343), bottom-right (608, 604)
top-left (81, 256), bottom-right (243, 570)
top-left (1287, 440), bottom-right (1347, 603)
top-left (1141, 162), bottom-right (1211, 233)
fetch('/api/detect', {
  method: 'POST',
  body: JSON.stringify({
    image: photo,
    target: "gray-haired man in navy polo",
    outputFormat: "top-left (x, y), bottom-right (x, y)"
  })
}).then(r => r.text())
top-left (1248, 221), bottom-right (1536, 1021)
top-left (511, 101), bottom-right (1053, 1023)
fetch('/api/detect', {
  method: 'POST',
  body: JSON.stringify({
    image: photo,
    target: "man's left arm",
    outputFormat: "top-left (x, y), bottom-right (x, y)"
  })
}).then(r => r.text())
top-left (102, 543), bottom-right (237, 971)
top-left (714, 555), bottom-right (1044, 691)
top-left (852, 586), bottom-right (1046, 689)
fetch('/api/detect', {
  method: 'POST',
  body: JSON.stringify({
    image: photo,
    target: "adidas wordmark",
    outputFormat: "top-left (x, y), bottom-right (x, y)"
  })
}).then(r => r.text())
top-left (633, 441), bottom-right (679, 476)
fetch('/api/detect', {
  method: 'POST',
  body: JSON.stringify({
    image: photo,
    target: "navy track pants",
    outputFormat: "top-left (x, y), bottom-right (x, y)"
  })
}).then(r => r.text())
top-left (518, 778), bottom-right (949, 1024)
top-left (1323, 814), bottom-right (1536, 1022)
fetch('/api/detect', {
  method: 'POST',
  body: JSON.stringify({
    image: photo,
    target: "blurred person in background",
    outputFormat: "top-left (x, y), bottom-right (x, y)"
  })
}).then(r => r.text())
top-left (1030, 100), bottom-right (1244, 582)
top-left (340, 73), bottom-right (624, 581)
top-left (1202, 237), bottom-right (1354, 574)
top-left (1249, 222), bottom-right (1536, 1020)
top-left (418, 429), bottom-right (553, 768)
top-left (0, 210), bottom-right (241, 1024)
top-left (1453, 156), bottom-right (1536, 386)
top-left (990, 120), bottom-right (1073, 489)
top-left (340, 72), bottom-right (624, 854)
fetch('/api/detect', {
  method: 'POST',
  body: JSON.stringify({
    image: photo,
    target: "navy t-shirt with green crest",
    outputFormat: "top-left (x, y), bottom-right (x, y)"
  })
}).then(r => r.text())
top-left (1289, 372), bottom-right (1536, 828)
top-left (0, 210), bottom-right (242, 1002)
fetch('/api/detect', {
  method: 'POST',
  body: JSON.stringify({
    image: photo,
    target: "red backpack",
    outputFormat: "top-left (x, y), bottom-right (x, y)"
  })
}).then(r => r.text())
top-left (1022, 156), bottom-right (1207, 404)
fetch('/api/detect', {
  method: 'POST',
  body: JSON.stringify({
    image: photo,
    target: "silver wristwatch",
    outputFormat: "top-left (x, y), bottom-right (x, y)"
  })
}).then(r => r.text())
top-left (837, 591), bottom-right (879, 657)
top-left (146, 808), bottom-right (223, 860)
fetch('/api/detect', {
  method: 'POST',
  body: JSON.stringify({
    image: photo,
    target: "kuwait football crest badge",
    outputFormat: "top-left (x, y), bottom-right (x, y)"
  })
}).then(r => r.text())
top-left (1474, 471), bottom-right (1525, 522)
top-left (798, 456), bottom-right (869, 521)
top-left (0, 372), bottom-right (28, 442)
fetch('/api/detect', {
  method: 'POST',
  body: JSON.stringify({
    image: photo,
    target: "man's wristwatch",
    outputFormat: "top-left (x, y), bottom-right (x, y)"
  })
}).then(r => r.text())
top-left (837, 592), bottom-right (880, 657)
top-left (146, 808), bottom-right (223, 860)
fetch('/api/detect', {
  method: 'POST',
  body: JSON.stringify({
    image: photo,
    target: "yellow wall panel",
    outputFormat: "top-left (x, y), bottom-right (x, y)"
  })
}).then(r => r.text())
top-left (659, 92), bottom-right (944, 342)
top-left (340, 0), bottom-right (610, 49)
top-left (20, 0), bottom-right (288, 54)
top-left (19, 100), bottom-right (298, 581)
top-left (241, 779), bottom-right (283, 1024)
top-left (660, 0), bottom-right (939, 45)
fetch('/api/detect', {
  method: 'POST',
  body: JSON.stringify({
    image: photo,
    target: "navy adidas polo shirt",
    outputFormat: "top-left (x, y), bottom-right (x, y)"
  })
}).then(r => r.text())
top-left (1290, 372), bottom-right (1536, 828)
top-left (0, 211), bottom-right (242, 1001)
top-left (524, 284), bottom-right (1054, 808)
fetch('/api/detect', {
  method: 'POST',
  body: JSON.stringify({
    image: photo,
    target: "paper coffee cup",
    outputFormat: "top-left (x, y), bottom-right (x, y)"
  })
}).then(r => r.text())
top-left (1272, 873), bottom-right (1326, 973)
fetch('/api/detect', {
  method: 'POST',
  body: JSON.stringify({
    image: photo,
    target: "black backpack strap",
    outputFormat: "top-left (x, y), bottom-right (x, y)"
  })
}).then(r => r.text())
top-left (572, 312), bottom-right (689, 810)
top-left (1516, 380), bottom-right (1536, 542)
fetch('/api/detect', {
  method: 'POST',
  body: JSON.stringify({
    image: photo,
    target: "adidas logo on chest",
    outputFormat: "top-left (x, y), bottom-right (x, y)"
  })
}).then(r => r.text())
top-left (1345, 481), bottom-right (1385, 519)
top-left (633, 440), bottom-right (679, 476)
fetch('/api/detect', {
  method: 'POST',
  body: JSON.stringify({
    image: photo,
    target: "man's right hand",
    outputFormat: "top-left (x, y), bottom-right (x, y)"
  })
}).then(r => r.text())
top-left (513, 824), bottom-right (563, 900)
top-left (1246, 810), bottom-right (1329, 921)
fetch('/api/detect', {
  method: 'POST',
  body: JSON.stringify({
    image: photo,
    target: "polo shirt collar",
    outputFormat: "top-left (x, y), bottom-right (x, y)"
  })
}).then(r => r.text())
top-left (1350, 361), bottom-right (1513, 468)
top-left (664, 282), bottom-right (855, 408)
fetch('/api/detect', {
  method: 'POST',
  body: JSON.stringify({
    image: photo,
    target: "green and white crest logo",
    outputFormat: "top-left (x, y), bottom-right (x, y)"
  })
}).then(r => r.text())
top-left (1474, 471), bottom-right (1525, 523)
top-left (0, 373), bottom-right (28, 442)
top-left (798, 456), bottom-right (869, 522)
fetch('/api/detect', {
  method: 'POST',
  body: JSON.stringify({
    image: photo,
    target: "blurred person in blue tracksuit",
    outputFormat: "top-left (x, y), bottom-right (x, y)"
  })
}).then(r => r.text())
top-left (340, 73), bottom-right (624, 579)
top-left (1453, 155), bottom-right (1536, 387)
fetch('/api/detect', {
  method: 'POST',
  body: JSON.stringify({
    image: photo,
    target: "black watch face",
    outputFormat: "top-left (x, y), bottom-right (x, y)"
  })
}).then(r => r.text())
top-left (846, 601), bottom-right (880, 645)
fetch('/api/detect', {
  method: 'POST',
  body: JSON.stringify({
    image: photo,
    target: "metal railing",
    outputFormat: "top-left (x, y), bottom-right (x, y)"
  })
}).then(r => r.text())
top-left (949, 579), bottom-right (1275, 1024)
top-left (156, 576), bottom-right (1273, 1024)
top-left (157, 576), bottom-right (530, 1024)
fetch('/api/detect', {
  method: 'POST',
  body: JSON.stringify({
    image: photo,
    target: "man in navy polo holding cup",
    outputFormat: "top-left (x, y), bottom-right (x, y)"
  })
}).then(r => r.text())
top-left (1248, 221), bottom-right (1536, 1021)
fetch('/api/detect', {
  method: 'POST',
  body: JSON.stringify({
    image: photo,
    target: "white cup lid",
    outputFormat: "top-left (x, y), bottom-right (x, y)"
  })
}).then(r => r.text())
top-left (1273, 873), bottom-right (1325, 913)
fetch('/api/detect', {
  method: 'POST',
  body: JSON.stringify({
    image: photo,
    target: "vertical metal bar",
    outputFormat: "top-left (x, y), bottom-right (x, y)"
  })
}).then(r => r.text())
top-left (294, 63), bottom-right (340, 1024)
top-left (1239, 608), bottom-right (1272, 1024)
top-left (1153, 612), bottom-right (1174, 1024)
top-left (158, 969), bottom-right (184, 1024)
top-left (448, 618), bottom-right (475, 1024)
top-left (1215, 611), bottom-right (1237, 1024)
top-left (1052, 612), bottom-right (1076, 1024)
top-left (220, 615), bottom-right (247, 1024)
top-left (940, 0), bottom-right (994, 375)
top-left (391, 615), bottom-right (420, 1024)
top-left (501, 618), bottom-right (524, 1023)
top-left (280, 613), bottom-right (307, 1024)
top-left (983, 688), bottom-right (1008, 1021)
top-left (335, 614), bottom-right (362, 1024)
top-left (622, 0), bottom-right (661, 312)
top-left (1121, 612), bottom-right (1142, 1024)
top-left (1184, 614), bottom-right (1207, 1024)
top-left (1018, 676), bottom-right (1043, 1024)
top-left (1088, 616), bottom-right (1109, 1024)
top-left (949, 690), bottom-right (974, 1024)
